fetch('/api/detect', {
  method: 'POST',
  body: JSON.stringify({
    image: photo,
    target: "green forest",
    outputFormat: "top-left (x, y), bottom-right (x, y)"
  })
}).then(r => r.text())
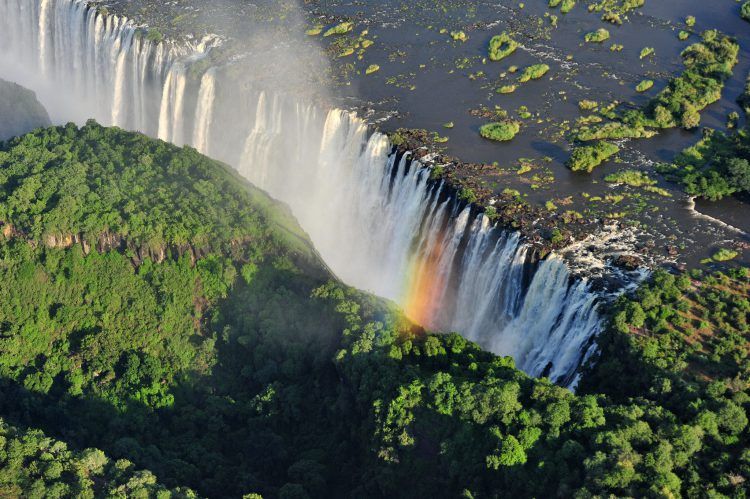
top-left (0, 123), bottom-right (747, 498)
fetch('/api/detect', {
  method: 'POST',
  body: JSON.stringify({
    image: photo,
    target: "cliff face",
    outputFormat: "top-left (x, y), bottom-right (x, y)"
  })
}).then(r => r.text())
top-left (0, 78), bottom-right (51, 140)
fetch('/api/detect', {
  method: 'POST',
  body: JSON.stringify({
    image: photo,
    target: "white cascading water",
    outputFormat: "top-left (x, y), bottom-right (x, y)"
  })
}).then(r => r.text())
top-left (0, 0), bottom-right (607, 386)
top-left (192, 68), bottom-right (216, 156)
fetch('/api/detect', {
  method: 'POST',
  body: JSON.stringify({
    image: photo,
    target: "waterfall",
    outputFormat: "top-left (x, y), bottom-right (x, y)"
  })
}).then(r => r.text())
top-left (0, 0), bottom-right (211, 133)
top-left (0, 0), bottom-right (611, 386)
top-left (157, 63), bottom-right (189, 145)
top-left (193, 68), bottom-right (216, 155)
top-left (38, 0), bottom-right (51, 75)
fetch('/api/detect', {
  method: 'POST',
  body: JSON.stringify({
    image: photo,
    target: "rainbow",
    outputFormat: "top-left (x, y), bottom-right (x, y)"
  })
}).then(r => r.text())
top-left (402, 236), bottom-right (447, 329)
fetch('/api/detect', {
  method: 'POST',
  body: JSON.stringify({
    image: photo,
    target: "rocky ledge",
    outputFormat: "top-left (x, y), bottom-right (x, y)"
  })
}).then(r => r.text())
top-left (387, 128), bottom-right (652, 274)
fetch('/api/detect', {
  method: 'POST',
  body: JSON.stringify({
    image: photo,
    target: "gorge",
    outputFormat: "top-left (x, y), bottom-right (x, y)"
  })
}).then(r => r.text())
top-left (0, 0), bottom-right (633, 386)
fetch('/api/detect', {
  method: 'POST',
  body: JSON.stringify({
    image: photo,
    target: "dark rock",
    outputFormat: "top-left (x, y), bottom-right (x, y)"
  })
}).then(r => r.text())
top-left (613, 254), bottom-right (643, 271)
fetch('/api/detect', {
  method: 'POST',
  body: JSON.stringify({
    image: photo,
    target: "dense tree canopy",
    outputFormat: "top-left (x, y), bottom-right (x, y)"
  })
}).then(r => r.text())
top-left (661, 126), bottom-right (750, 201)
top-left (0, 418), bottom-right (197, 498)
top-left (0, 124), bottom-right (747, 498)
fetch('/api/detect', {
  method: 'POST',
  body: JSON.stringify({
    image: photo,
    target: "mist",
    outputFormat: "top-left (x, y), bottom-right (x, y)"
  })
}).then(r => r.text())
top-left (0, 0), bottom-right (607, 385)
top-left (0, 48), bottom-right (98, 125)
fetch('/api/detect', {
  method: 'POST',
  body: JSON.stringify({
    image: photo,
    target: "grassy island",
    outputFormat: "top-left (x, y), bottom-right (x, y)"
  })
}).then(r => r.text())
top-left (480, 121), bottom-right (521, 141)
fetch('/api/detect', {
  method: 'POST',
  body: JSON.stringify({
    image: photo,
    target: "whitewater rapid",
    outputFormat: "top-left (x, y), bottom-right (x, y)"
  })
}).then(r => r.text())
top-left (0, 0), bottom-right (610, 386)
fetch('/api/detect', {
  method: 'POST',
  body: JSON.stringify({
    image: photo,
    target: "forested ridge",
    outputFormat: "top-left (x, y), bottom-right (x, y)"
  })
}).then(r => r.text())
top-left (0, 123), bottom-right (747, 498)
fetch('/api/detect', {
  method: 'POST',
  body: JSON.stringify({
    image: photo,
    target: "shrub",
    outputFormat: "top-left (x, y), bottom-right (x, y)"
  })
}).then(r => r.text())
top-left (579, 100), bottom-right (598, 111)
top-left (560, 0), bottom-right (576, 13)
top-left (567, 141), bottom-right (619, 172)
top-left (576, 122), bottom-right (657, 141)
top-left (146, 29), bottom-right (163, 43)
top-left (451, 31), bottom-right (468, 42)
top-left (712, 248), bottom-right (738, 262)
top-left (636, 80), bottom-right (654, 92)
top-left (518, 64), bottom-right (550, 82)
top-left (585, 28), bottom-right (610, 43)
top-left (648, 31), bottom-right (739, 128)
top-left (726, 157), bottom-right (750, 191)
top-left (305, 25), bottom-right (323, 36)
top-left (458, 187), bottom-right (478, 203)
top-left (488, 32), bottom-right (519, 61)
top-left (681, 103), bottom-right (701, 129)
top-left (479, 122), bottom-right (521, 141)
top-left (324, 22), bottom-right (353, 37)
top-left (639, 47), bottom-right (655, 59)
top-left (604, 170), bottom-right (657, 187)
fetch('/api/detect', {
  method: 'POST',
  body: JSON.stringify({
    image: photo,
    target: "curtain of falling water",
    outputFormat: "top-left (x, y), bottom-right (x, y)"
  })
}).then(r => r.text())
top-left (0, 0), bottom-right (605, 386)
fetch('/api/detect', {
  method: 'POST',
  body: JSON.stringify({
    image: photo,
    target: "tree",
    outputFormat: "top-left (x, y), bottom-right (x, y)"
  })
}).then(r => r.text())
top-left (681, 103), bottom-right (701, 129)
top-left (487, 435), bottom-right (527, 469)
top-left (724, 157), bottom-right (750, 192)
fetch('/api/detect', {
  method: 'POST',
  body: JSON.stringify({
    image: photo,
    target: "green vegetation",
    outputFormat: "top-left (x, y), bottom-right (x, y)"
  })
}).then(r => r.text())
top-left (458, 186), bottom-right (478, 203)
top-left (639, 31), bottom-right (738, 128)
top-left (0, 123), bottom-right (748, 499)
top-left (740, 74), bottom-right (750, 114)
top-left (579, 99), bottom-right (599, 111)
top-left (572, 30), bottom-right (739, 147)
top-left (549, 0), bottom-right (576, 13)
top-left (663, 127), bottom-right (750, 200)
top-left (488, 32), bottom-right (519, 61)
top-left (365, 64), bottom-right (380, 75)
top-left (0, 419), bottom-right (196, 497)
top-left (323, 21), bottom-right (353, 37)
top-left (639, 46), bottom-right (655, 59)
top-left (479, 121), bottom-right (521, 141)
top-left (728, 111), bottom-right (740, 129)
top-left (711, 248), bottom-right (739, 262)
top-left (580, 268), bottom-right (750, 498)
top-left (742, 1), bottom-right (750, 22)
top-left (518, 63), bottom-right (550, 82)
top-left (145, 29), bottom-right (163, 43)
top-left (0, 121), bottom-right (315, 260)
top-left (305, 25), bottom-right (323, 36)
top-left (326, 28), bottom-right (376, 65)
top-left (585, 28), bottom-right (610, 43)
top-left (589, 0), bottom-right (645, 24)
top-left (450, 30), bottom-right (468, 42)
top-left (566, 141), bottom-right (619, 172)
top-left (573, 31), bottom-right (744, 177)
top-left (0, 123), bottom-right (343, 497)
top-left (576, 121), bottom-right (657, 141)
top-left (636, 79), bottom-right (654, 92)
top-left (604, 169), bottom-right (657, 186)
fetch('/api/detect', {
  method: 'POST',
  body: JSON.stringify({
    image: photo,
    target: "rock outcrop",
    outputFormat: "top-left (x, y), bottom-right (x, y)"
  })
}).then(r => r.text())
top-left (0, 78), bottom-right (51, 141)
